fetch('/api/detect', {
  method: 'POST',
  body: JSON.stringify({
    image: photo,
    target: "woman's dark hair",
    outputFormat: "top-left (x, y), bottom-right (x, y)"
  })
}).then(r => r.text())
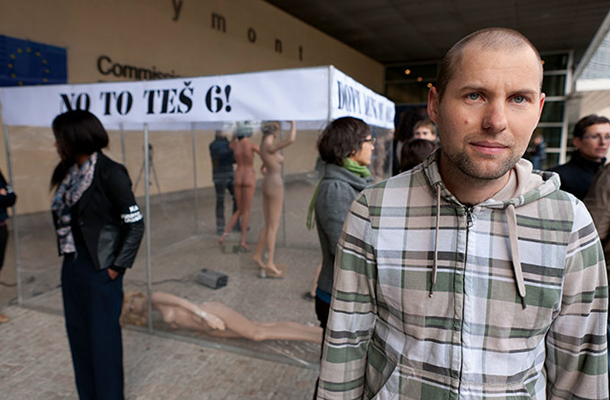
top-left (50, 110), bottom-right (109, 189)
top-left (573, 114), bottom-right (610, 139)
top-left (400, 138), bottom-right (438, 173)
top-left (317, 117), bottom-right (371, 166)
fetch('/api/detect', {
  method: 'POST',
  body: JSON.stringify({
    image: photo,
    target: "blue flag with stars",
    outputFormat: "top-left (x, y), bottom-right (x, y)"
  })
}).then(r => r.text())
top-left (0, 35), bottom-right (67, 87)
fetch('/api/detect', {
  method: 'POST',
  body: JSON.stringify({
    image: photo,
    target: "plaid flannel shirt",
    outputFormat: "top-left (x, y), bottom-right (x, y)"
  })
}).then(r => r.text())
top-left (318, 155), bottom-right (608, 399)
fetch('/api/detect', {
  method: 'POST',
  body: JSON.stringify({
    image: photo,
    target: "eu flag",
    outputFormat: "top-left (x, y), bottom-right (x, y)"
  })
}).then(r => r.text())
top-left (0, 35), bottom-right (67, 87)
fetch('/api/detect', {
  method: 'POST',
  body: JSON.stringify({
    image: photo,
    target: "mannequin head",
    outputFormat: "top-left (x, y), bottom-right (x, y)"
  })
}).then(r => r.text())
top-left (261, 121), bottom-right (281, 137)
top-left (236, 121), bottom-right (254, 139)
top-left (120, 291), bottom-right (148, 327)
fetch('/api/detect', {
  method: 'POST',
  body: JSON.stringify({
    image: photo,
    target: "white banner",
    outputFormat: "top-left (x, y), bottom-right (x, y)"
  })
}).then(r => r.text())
top-left (330, 67), bottom-right (395, 129)
top-left (0, 66), bottom-right (395, 130)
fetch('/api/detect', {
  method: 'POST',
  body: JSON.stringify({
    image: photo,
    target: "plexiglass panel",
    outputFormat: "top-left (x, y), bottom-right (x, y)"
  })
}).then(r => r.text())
top-left (5, 119), bottom-right (392, 366)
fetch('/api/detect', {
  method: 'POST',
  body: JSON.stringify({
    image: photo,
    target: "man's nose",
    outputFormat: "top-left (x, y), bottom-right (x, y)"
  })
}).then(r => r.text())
top-left (482, 101), bottom-right (508, 133)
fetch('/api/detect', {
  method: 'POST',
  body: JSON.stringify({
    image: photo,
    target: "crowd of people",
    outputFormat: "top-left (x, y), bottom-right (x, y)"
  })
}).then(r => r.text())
top-left (0, 26), bottom-right (609, 400)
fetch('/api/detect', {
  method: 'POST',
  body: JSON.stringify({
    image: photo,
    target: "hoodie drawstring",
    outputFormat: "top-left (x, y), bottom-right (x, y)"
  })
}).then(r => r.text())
top-left (429, 183), bottom-right (441, 297)
top-left (506, 204), bottom-right (527, 309)
top-left (428, 187), bottom-right (527, 309)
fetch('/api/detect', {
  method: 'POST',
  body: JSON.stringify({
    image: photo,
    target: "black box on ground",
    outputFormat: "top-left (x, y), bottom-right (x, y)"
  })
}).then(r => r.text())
top-left (196, 269), bottom-right (228, 290)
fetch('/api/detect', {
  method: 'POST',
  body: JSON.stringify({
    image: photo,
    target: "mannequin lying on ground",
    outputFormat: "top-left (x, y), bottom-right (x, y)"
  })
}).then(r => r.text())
top-left (121, 291), bottom-right (322, 344)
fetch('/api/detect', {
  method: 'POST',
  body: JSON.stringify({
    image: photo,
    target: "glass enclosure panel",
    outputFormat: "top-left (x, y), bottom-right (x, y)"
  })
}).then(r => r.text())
top-left (6, 119), bottom-right (392, 365)
top-left (144, 123), bottom-right (319, 364)
top-left (7, 126), bottom-right (147, 314)
top-left (5, 125), bottom-right (58, 309)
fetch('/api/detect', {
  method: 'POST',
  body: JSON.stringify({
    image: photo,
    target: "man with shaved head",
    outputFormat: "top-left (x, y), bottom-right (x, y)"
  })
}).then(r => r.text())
top-left (317, 28), bottom-right (608, 399)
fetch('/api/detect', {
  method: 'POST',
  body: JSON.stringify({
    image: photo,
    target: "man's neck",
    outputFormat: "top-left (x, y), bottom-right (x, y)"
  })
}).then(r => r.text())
top-left (439, 158), bottom-right (511, 206)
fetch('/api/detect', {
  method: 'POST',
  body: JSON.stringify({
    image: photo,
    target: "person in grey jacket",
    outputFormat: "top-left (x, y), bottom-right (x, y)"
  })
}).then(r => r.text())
top-left (309, 116), bottom-right (374, 398)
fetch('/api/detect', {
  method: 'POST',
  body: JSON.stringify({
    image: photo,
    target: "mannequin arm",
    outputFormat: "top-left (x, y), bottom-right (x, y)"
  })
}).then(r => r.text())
top-left (150, 292), bottom-right (225, 330)
top-left (266, 121), bottom-right (296, 153)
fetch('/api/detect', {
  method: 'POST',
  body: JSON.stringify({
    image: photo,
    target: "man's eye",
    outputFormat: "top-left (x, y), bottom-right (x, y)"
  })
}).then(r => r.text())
top-left (467, 93), bottom-right (480, 101)
top-left (513, 96), bottom-right (526, 104)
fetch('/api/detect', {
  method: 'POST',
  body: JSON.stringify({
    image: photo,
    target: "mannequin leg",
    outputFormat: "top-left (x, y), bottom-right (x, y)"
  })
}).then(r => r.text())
top-left (253, 321), bottom-right (322, 343)
top-left (219, 183), bottom-right (244, 245)
top-left (201, 302), bottom-right (322, 343)
top-left (263, 186), bottom-right (284, 274)
top-left (239, 176), bottom-right (256, 250)
top-left (253, 191), bottom-right (270, 269)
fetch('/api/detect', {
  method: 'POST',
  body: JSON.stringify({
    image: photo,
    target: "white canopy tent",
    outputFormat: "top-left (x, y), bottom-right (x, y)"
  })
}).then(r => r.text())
top-left (1, 66), bottom-right (395, 130)
top-left (0, 66), bottom-right (395, 335)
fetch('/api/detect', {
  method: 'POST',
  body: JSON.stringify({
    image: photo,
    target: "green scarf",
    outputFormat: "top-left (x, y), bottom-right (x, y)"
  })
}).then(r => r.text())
top-left (342, 157), bottom-right (372, 178)
top-left (306, 158), bottom-right (371, 229)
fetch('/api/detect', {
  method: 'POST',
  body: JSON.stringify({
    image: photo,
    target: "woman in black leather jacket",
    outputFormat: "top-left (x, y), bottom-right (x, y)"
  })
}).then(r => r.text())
top-left (50, 110), bottom-right (144, 400)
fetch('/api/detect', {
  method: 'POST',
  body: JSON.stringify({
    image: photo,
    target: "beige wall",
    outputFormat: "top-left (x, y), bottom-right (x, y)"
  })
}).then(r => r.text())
top-left (0, 0), bottom-right (383, 89)
top-left (0, 0), bottom-right (384, 214)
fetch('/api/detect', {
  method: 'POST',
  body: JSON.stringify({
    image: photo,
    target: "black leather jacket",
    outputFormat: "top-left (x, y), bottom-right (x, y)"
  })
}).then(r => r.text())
top-left (53, 152), bottom-right (144, 270)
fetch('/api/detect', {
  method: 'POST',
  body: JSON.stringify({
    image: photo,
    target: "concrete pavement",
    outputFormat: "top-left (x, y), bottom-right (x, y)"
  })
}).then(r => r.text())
top-left (0, 305), bottom-right (319, 399)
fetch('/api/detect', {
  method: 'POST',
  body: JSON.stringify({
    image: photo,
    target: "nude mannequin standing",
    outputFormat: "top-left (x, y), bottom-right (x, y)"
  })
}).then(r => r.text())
top-left (219, 123), bottom-right (259, 250)
top-left (252, 121), bottom-right (296, 278)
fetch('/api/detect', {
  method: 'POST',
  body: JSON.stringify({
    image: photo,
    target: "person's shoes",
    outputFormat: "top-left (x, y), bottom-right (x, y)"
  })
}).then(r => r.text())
top-left (258, 266), bottom-right (285, 279)
top-left (235, 244), bottom-right (250, 253)
top-left (0, 313), bottom-right (9, 323)
top-left (302, 292), bottom-right (315, 302)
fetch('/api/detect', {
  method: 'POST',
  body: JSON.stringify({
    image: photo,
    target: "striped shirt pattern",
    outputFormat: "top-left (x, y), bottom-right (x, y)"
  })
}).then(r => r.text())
top-left (318, 155), bottom-right (608, 399)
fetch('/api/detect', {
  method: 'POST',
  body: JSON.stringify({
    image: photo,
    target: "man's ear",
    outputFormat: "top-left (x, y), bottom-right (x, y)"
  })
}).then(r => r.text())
top-left (428, 87), bottom-right (439, 124)
top-left (537, 92), bottom-right (546, 120)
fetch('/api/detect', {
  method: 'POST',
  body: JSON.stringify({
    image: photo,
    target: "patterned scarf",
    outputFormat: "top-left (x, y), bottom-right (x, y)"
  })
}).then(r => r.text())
top-left (51, 152), bottom-right (98, 254)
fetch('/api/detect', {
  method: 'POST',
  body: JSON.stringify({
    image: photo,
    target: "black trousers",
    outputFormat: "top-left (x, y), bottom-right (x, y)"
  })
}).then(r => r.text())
top-left (0, 224), bottom-right (8, 271)
top-left (61, 247), bottom-right (125, 400)
top-left (313, 296), bottom-right (331, 399)
top-left (214, 176), bottom-right (237, 234)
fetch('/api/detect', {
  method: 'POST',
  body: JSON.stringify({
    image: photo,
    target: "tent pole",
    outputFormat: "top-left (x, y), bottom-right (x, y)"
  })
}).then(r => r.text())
top-left (2, 125), bottom-right (22, 306)
top-left (191, 124), bottom-right (199, 234)
top-left (120, 124), bottom-right (126, 166)
top-left (143, 124), bottom-right (153, 333)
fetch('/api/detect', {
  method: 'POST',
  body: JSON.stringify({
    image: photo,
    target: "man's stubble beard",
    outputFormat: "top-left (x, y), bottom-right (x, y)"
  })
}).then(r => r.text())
top-left (442, 146), bottom-right (523, 181)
